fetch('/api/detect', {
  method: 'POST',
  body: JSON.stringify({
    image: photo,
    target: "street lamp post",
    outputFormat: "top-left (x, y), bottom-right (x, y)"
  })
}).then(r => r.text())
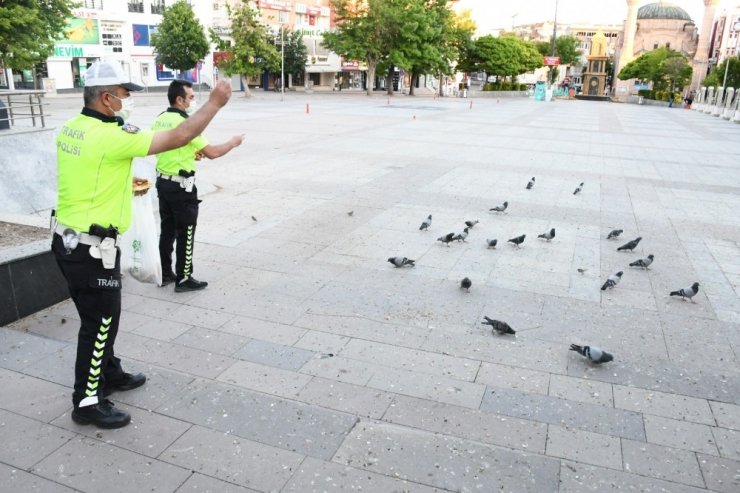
top-left (281, 24), bottom-right (285, 102)
top-left (550, 0), bottom-right (559, 85)
top-left (721, 21), bottom-right (740, 90)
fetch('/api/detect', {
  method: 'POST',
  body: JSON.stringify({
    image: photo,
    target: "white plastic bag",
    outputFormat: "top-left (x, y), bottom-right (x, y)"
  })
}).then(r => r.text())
top-left (120, 191), bottom-right (162, 285)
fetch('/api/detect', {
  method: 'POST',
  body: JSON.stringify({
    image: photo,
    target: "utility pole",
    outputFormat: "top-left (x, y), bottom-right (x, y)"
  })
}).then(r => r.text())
top-left (281, 24), bottom-right (285, 102)
top-left (550, 0), bottom-right (559, 85)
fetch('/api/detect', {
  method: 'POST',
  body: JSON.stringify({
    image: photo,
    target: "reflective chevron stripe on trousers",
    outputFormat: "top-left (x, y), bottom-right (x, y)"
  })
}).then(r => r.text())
top-left (51, 234), bottom-right (126, 408)
top-left (157, 179), bottom-right (200, 282)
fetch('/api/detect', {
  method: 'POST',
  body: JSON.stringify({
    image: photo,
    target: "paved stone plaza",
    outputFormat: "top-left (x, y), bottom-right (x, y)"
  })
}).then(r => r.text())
top-left (2, 91), bottom-right (740, 492)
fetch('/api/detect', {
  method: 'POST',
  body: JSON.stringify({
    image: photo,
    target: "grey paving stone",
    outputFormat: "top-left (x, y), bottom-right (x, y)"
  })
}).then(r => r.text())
top-left (172, 326), bottom-right (249, 356)
top-left (711, 401), bottom-right (740, 430)
top-left (220, 316), bottom-right (306, 345)
top-left (549, 374), bottom-right (614, 407)
top-left (293, 329), bottom-right (351, 355)
top-left (161, 425), bottom-right (304, 492)
top-left (282, 456), bottom-right (446, 492)
top-left (299, 354), bottom-right (379, 386)
top-left (475, 362), bottom-right (551, 395)
top-left (567, 358), bottom-right (740, 405)
top-left (697, 453), bottom-right (740, 493)
top-left (217, 360), bottom-right (313, 398)
top-left (712, 426), bottom-right (740, 460)
top-left (0, 367), bottom-right (72, 422)
top-left (116, 332), bottom-right (237, 379)
top-left (100, 362), bottom-right (196, 411)
top-left (546, 425), bottom-right (622, 469)
top-left (156, 378), bottom-right (357, 460)
top-left (643, 414), bottom-right (719, 455)
top-left (295, 376), bottom-right (394, 419)
top-left (32, 436), bottom-right (191, 492)
top-left (0, 327), bottom-right (69, 371)
top-left (165, 304), bottom-right (235, 330)
top-left (332, 420), bottom-right (560, 492)
top-left (622, 439), bottom-right (706, 488)
top-left (558, 460), bottom-right (709, 493)
top-left (175, 472), bottom-right (260, 492)
top-left (0, 463), bottom-right (77, 493)
top-left (383, 394), bottom-right (548, 453)
top-left (480, 386), bottom-right (646, 440)
top-left (6, 311), bottom-right (79, 342)
top-left (233, 339), bottom-right (315, 370)
top-left (0, 409), bottom-right (75, 469)
top-left (51, 403), bottom-right (191, 459)
top-left (613, 385), bottom-right (715, 425)
top-left (17, 343), bottom-right (76, 388)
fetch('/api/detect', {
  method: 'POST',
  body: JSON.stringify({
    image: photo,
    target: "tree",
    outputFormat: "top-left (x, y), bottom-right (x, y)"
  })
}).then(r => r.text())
top-left (272, 28), bottom-right (308, 87)
top-left (618, 47), bottom-right (691, 92)
top-left (463, 35), bottom-right (541, 84)
top-left (0, 0), bottom-right (74, 71)
top-left (703, 57), bottom-right (740, 88)
top-left (212, 1), bottom-right (280, 96)
top-left (535, 35), bottom-right (581, 83)
top-left (150, 0), bottom-right (209, 75)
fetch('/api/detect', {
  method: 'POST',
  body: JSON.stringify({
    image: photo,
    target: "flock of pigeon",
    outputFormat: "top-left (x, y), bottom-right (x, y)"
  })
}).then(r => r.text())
top-left (386, 176), bottom-right (702, 366)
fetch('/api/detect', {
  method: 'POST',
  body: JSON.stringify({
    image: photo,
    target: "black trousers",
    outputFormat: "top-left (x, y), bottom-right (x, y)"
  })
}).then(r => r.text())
top-left (157, 178), bottom-right (200, 281)
top-left (52, 234), bottom-right (125, 408)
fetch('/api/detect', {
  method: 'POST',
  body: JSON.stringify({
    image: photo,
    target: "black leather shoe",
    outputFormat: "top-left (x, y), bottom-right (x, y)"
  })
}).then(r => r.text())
top-left (72, 399), bottom-right (131, 429)
top-left (104, 372), bottom-right (146, 396)
top-left (161, 272), bottom-right (176, 287)
top-left (175, 277), bottom-right (208, 292)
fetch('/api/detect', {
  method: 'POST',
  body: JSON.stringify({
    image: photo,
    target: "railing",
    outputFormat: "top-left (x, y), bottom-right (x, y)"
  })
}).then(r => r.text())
top-left (151, 0), bottom-right (166, 15)
top-left (691, 86), bottom-right (740, 123)
top-left (83, 0), bottom-right (104, 9)
top-left (0, 90), bottom-right (47, 130)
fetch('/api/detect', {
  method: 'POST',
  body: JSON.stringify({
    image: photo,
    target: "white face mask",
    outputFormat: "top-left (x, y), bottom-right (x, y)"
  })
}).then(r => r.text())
top-left (186, 99), bottom-right (198, 114)
top-left (108, 93), bottom-right (134, 121)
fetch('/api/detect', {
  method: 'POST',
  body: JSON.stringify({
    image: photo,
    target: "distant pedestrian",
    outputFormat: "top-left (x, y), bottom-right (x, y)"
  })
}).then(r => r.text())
top-left (668, 91), bottom-right (675, 108)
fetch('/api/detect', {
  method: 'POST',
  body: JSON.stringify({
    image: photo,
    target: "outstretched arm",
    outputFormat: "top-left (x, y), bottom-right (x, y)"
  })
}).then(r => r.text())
top-left (200, 134), bottom-right (245, 159)
top-left (147, 80), bottom-right (232, 155)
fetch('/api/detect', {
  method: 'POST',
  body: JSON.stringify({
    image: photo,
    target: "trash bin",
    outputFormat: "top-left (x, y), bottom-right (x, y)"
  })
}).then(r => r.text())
top-left (0, 99), bottom-right (10, 130)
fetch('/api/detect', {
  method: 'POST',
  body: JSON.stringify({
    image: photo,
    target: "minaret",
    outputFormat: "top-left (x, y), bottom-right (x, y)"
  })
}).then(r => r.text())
top-left (614, 0), bottom-right (641, 98)
top-left (692, 0), bottom-right (721, 90)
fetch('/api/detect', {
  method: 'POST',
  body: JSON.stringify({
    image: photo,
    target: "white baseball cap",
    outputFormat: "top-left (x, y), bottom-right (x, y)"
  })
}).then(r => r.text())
top-left (84, 60), bottom-right (143, 91)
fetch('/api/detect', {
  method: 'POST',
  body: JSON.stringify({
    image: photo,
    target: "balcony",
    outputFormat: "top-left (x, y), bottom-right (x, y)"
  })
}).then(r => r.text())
top-left (83, 0), bottom-right (104, 9)
top-left (151, 0), bottom-right (166, 15)
top-left (128, 1), bottom-right (144, 13)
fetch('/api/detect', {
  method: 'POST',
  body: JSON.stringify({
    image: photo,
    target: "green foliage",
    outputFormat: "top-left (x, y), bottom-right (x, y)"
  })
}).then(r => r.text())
top-left (534, 35), bottom-right (581, 66)
top-left (703, 57), bottom-right (740, 88)
top-left (214, 1), bottom-right (280, 86)
top-left (0, 0), bottom-right (74, 70)
top-left (618, 47), bottom-right (692, 91)
top-left (274, 28), bottom-right (308, 80)
top-left (462, 35), bottom-right (542, 80)
top-left (482, 81), bottom-right (527, 91)
top-left (324, 0), bottom-right (472, 96)
top-left (150, 0), bottom-right (209, 73)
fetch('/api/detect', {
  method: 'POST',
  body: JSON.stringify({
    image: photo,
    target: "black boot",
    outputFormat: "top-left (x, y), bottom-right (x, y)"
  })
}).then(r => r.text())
top-left (72, 399), bottom-right (131, 429)
top-left (175, 277), bottom-right (208, 292)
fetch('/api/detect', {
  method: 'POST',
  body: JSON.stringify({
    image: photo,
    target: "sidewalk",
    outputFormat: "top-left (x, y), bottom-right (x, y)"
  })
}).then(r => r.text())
top-left (1, 95), bottom-right (740, 492)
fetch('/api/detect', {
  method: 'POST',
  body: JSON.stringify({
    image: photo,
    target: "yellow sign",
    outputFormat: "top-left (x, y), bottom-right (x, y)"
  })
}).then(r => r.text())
top-left (58, 18), bottom-right (100, 45)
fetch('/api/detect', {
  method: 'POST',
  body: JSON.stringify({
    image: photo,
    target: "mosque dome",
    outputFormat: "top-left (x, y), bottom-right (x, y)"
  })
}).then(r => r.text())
top-left (637, 2), bottom-right (692, 21)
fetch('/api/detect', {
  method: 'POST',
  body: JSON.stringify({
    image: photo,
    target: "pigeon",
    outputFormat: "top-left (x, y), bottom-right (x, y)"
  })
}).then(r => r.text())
top-left (577, 268), bottom-right (587, 274)
top-left (490, 201), bottom-right (508, 213)
top-left (617, 237), bottom-right (642, 251)
top-left (465, 220), bottom-right (479, 229)
top-left (526, 177), bottom-right (535, 190)
top-left (508, 234), bottom-right (526, 248)
top-left (437, 232), bottom-right (455, 246)
top-left (251, 215), bottom-right (258, 222)
top-left (486, 238), bottom-right (498, 249)
top-left (538, 228), bottom-right (556, 241)
top-left (573, 182), bottom-right (584, 195)
top-left (482, 316), bottom-right (516, 335)
top-left (387, 256), bottom-right (415, 268)
top-left (607, 229), bottom-right (623, 240)
top-left (629, 254), bottom-right (654, 270)
top-left (601, 271), bottom-right (623, 290)
top-left (419, 214), bottom-right (432, 231)
top-left (347, 210), bottom-right (354, 216)
top-left (460, 277), bottom-right (472, 292)
top-left (569, 344), bottom-right (614, 364)
top-left (670, 282), bottom-right (700, 302)
top-left (455, 227), bottom-right (469, 242)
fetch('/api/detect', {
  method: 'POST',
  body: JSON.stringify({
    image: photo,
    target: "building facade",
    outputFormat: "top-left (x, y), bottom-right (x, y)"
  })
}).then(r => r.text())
top-left (1, 0), bottom-right (340, 92)
top-left (708, 4), bottom-right (740, 69)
